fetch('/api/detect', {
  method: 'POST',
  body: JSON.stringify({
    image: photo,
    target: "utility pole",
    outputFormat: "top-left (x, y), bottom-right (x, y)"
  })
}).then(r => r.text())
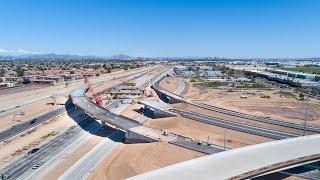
top-left (303, 96), bottom-right (309, 136)
top-left (223, 128), bottom-right (227, 150)
top-left (303, 68), bottom-right (312, 136)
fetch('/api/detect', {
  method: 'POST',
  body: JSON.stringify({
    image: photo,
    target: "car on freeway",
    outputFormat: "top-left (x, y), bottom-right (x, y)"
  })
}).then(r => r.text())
top-left (28, 148), bottom-right (40, 154)
top-left (30, 119), bottom-right (37, 124)
top-left (32, 161), bottom-right (44, 169)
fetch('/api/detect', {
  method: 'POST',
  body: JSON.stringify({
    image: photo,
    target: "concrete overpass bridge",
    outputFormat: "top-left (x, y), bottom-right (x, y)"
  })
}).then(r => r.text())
top-left (128, 134), bottom-right (320, 180)
top-left (138, 99), bottom-right (177, 119)
top-left (152, 74), bottom-right (320, 134)
top-left (152, 76), bottom-right (185, 104)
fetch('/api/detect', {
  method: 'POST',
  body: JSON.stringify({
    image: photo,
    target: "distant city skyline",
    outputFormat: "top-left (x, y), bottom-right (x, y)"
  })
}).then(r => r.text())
top-left (0, 0), bottom-right (319, 58)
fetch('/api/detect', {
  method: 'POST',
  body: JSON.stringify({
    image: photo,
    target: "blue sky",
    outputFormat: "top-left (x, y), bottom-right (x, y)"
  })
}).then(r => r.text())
top-left (0, 0), bottom-right (319, 58)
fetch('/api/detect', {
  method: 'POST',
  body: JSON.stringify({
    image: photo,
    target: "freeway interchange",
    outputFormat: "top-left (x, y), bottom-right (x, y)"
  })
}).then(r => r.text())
top-left (0, 65), bottom-right (319, 179)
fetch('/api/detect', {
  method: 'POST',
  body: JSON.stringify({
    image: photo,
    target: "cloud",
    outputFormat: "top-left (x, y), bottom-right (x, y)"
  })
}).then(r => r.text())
top-left (0, 48), bottom-right (41, 55)
top-left (0, 48), bottom-right (10, 53)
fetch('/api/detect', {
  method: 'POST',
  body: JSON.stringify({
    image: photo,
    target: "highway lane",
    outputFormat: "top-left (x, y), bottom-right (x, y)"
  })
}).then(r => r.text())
top-left (56, 70), bottom-right (170, 180)
top-left (196, 102), bottom-right (320, 133)
top-left (0, 66), bottom-right (166, 179)
top-left (23, 132), bottom-right (92, 180)
top-left (96, 68), bottom-right (158, 95)
top-left (0, 90), bottom-right (70, 118)
top-left (0, 125), bottom-right (82, 180)
top-left (170, 138), bottom-right (224, 154)
top-left (70, 67), bottom-right (170, 130)
top-left (0, 67), bottom-right (150, 116)
top-left (173, 77), bottom-right (185, 96)
top-left (0, 116), bottom-right (105, 180)
top-left (153, 75), bottom-right (320, 133)
top-left (0, 105), bottom-right (75, 142)
top-left (58, 130), bottom-right (124, 180)
top-left (70, 67), bottom-right (232, 156)
top-left (139, 68), bottom-right (171, 90)
top-left (71, 86), bottom-right (140, 130)
top-left (170, 109), bottom-right (297, 140)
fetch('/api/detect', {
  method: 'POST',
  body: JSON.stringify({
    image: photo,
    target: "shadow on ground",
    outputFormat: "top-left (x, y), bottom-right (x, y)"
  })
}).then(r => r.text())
top-left (65, 97), bottom-right (125, 142)
top-left (253, 161), bottom-right (320, 180)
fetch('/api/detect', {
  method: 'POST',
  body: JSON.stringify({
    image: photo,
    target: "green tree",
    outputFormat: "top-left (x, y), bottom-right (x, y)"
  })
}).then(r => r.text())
top-left (16, 67), bottom-right (25, 77)
top-left (299, 93), bottom-right (305, 100)
top-left (0, 68), bottom-right (5, 77)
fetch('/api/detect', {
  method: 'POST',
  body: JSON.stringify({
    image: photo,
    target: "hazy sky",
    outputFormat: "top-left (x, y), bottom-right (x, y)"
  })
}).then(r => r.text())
top-left (0, 0), bottom-right (319, 58)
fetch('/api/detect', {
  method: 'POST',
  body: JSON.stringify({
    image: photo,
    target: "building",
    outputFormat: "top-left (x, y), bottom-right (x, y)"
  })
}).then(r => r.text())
top-left (24, 75), bottom-right (64, 85)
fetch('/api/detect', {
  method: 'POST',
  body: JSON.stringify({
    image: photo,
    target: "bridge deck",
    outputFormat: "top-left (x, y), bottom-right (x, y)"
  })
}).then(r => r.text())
top-left (128, 134), bottom-right (320, 180)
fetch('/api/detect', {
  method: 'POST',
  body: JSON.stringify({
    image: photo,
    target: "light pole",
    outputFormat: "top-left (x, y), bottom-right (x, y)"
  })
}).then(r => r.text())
top-left (51, 94), bottom-right (57, 106)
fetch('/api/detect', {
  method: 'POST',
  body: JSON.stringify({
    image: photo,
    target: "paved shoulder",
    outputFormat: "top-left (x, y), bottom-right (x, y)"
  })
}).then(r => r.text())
top-left (58, 130), bottom-right (123, 180)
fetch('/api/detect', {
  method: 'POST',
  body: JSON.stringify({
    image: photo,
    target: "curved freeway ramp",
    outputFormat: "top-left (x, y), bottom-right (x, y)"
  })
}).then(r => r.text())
top-left (153, 75), bottom-right (320, 133)
top-left (70, 86), bottom-right (140, 130)
top-left (128, 134), bottom-right (320, 180)
top-left (171, 76), bottom-right (186, 95)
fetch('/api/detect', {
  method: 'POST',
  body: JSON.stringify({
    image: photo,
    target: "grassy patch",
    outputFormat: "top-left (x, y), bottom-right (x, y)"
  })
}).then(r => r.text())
top-left (280, 91), bottom-right (296, 99)
top-left (190, 78), bottom-right (205, 82)
top-left (234, 83), bottom-right (269, 89)
top-left (194, 81), bottom-right (228, 88)
top-left (281, 67), bottom-right (320, 74)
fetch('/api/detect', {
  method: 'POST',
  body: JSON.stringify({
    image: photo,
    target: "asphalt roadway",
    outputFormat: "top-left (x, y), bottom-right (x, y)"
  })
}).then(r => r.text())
top-left (153, 75), bottom-right (320, 133)
top-left (58, 130), bottom-right (124, 180)
top-left (173, 77), bottom-right (185, 96)
top-left (0, 125), bottom-right (83, 180)
top-left (71, 86), bottom-right (140, 130)
top-left (0, 105), bottom-right (74, 142)
top-left (170, 109), bottom-right (297, 140)
top-left (170, 138), bottom-right (224, 154)
top-left (195, 102), bottom-right (320, 133)
top-left (0, 113), bottom-right (114, 180)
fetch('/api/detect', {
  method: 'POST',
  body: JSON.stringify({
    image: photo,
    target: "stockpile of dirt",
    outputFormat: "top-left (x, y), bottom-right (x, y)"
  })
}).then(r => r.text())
top-left (88, 142), bottom-right (204, 180)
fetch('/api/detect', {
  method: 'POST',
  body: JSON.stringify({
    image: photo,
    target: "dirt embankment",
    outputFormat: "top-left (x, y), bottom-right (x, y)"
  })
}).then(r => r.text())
top-left (144, 117), bottom-right (271, 149)
top-left (185, 84), bottom-right (320, 125)
top-left (160, 76), bottom-right (179, 93)
top-left (88, 142), bottom-right (204, 180)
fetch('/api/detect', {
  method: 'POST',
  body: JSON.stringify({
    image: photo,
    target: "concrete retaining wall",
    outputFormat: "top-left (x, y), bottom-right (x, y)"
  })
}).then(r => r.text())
top-left (125, 129), bottom-right (158, 143)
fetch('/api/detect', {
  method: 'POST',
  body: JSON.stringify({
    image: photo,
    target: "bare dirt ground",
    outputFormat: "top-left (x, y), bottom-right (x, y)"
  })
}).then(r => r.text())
top-left (0, 84), bottom-right (52, 96)
top-left (144, 117), bottom-right (271, 149)
top-left (0, 113), bottom-right (75, 167)
top-left (160, 76), bottom-right (179, 93)
top-left (185, 80), bottom-right (320, 125)
top-left (87, 142), bottom-right (204, 180)
top-left (120, 103), bottom-right (148, 124)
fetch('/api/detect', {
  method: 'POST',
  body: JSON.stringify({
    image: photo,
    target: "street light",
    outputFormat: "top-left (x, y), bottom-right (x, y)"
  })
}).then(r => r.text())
top-left (51, 95), bottom-right (57, 106)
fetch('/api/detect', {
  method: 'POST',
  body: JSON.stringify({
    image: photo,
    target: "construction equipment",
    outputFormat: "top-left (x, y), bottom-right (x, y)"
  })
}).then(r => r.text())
top-left (260, 95), bottom-right (270, 98)
top-left (83, 74), bottom-right (103, 105)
